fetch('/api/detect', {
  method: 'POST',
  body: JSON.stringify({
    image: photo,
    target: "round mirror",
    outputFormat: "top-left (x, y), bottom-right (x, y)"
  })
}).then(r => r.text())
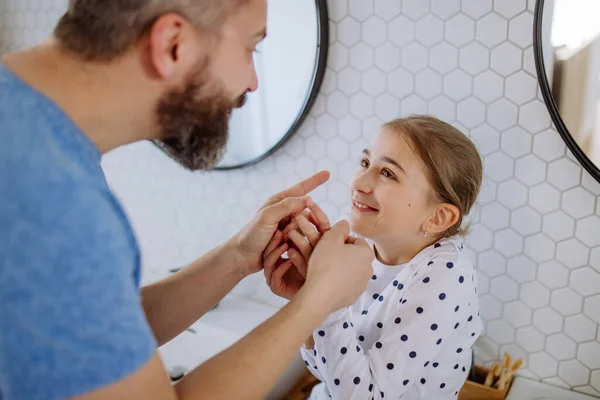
top-left (167, 0), bottom-right (329, 170)
top-left (534, 0), bottom-right (600, 181)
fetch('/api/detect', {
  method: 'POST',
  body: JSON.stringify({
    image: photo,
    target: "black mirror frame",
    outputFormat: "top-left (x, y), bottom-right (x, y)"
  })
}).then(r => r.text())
top-left (153, 0), bottom-right (329, 171)
top-left (533, 0), bottom-right (600, 182)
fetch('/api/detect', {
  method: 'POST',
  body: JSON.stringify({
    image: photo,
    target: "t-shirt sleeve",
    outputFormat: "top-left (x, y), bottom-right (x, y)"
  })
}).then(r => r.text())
top-left (0, 190), bottom-right (156, 400)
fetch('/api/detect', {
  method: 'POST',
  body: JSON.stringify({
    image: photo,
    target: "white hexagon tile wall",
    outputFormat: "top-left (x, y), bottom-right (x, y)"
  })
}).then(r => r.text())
top-left (2, 0), bottom-right (600, 395)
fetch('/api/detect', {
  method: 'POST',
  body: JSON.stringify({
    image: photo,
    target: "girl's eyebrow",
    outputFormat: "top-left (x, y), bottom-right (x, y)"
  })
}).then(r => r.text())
top-left (362, 149), bottom-right (407, 176)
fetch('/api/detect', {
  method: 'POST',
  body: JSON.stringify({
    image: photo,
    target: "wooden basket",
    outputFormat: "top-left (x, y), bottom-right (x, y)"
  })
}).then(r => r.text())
top-left (458, 365), bottom-right (513, 400)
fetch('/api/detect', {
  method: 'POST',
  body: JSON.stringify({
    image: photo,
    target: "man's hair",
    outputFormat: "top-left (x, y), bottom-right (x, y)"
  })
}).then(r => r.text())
top-left (54, 0), bottom-right (248, 61)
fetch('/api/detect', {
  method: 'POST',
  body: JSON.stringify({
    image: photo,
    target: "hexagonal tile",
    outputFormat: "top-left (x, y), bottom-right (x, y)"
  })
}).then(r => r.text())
top-left (533, 129), bottom-right (566, 161)
top-left (326, 91), bottom-right (349, 119)
top-left (572, 268), bottom-right (600, 297)
top-left (338, 115), bottom-right (362, 142)
top-left (551, 288), bottom-right (583, 317)
top-left (316, 110), bottom-right (340, 138)
top-left (415, 15), bottom-right (444, 47)
top-left (565, 315), bottom-right (597, 342)
top-left (430, 42), bottom-right (458, 74)
top-left (576, 386), bottom-right (600, 398)
top-left (467, 224), bottom-right (494, 252)
top-left (371, 94), bottom-right (396, 122)
top-left (362, 116), bottom-right (383, 140)
top-left (562, 187), bottom-right (595, 219)
top-left (469, 124), bottom-right (499, 156)
top-left (533, 307), bottom-right (563, 335)
top-left (578, 342), bottom-right (600, 369)
top-left (350, 43), bottom-right (374, 72)
top-left (488, 320), bottom-right (515, 345)
top-left (511, 206), bottom-right (542, 236)
top-left (401, 94), bottom-right (427, 115)
top-left (445, 14), bottom-right (475, 47)
top-left (328, 0), bottom-right (348, 22)
top-left (349, 0), bottom-right (373, 21)
top-left (338, 67), bottom-right (361, 96)
top-left (554, 161), bottom-right (584, 195)
top-left (521, 281), bottom-right (550, 309)
top-left (476, 13), bottom-right (508, 48)
top-left (509, 12), bottom-right (534, 48)
top-left (529, 183), bottom-right (560, 214)
top-left (362, 69), bottom-right (386, 97)
top-left (490, 276), bottom-right (519, 302)
top-left (589, 370), bottom-right (600, 394)
top-left (576, 216), bottom-right (600, 247)
top-left (477, 335), bottom-right (500, 363)
top-left (516, 327), bottom-right (544, 352)
top-left (462, 0), bottom-right (493, 19)
top-left (401, 42), bottom-right (428, 73)
top-left (481, 203), bottom-right (509, 230)
top-left (329, 43), bottom-right (350, 72)
top-left (498, 179), bottom-right (526, 208)
top-left (488, 99), bottom-right (519, 131)
top-left (402, 0), bottom-right (429, 21)
top-left (494, 228), bottom-right (523, 257)
top-left (374, 0), bottom-right (401, 21)
top-left (546, 333), bottom-right (576, 361)
top-left (414, 69), bottom-right (442, 100)
top-left (520, 100), bottom-right (552, 133)
top-left (350, 93), bottom-right (374, 119)
top-left (338, 17), bottom-right (361, 47)
top-left (327, 138), bottom-right (350, 163)
top-left (428, 96), bottom-right (456, 122)
top-left (504, 133), bottom-right (535, 166)
top-left (515, 155), bottom-right (546, 186)
top-left (374, 43), bottom-right (401, 72)
top-left (362, 16), bottom-right (386, 46)
top-left (321, 68), bottom-right (338, 95)
top-left (388, 15), bottom-right (415, 47)
top-left (473, 71), bottom-right (503, 104)
top-left (484, 152), bottom-right (514, 183)
top-left (556, 239), bottom-right (590, 270)
top-left (479, 294), bottom-right (503, 320)
top-left (478, 250), bottom-right (507, 279)
top-left (459, 42), bottom-right (490, 75)
top-left (542, 211), bottom-right (575, 242)
top-left (582, 171), bottom-right (600, 195)
top-left (477, 272), bottom-right (490, 295)
top-left (430, 0), bottom-right (460, 19)
top-left (591, 247), bottom-right (600, 273)
top-left (503, 301), bottom-right (532, 328)
top-left (479, 177), bottom-right (498, 204)
top-left (444, 70), bottom-right (473, 101)
top-left (457, 97), bottom-right (487, 128)
top-left (524, 233), bottom-right (555, 263)
top-left (558, 360), bottom-right (589, 387)
top-left (538, 260), bottom-right (569, 290)
top-left (388, 67), bottom-right (414, 99)
top-left (306, 135), bottom-right (326, 160)
top-left (507, 255), bottom-right (537, 283)
top-left (494, 0), bottom-right (527, 19)
top-left (491, 43), bottom-right (522, 77)
top-left (505, 71), bottom-right (537, 106)
top-left (529, 352), bottom-right (558, 379)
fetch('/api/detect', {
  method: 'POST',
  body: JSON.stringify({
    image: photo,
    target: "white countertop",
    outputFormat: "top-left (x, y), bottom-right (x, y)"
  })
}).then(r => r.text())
top-left (507, 377), bottom-right (599, 400)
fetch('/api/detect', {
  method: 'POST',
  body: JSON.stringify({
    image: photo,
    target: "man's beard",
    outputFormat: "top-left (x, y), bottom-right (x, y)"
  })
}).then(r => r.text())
top-left (155, 64), bottom-right (246, 171)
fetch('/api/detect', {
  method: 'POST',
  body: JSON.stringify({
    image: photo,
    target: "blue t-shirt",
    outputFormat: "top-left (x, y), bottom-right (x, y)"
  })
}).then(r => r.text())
top-left (0, 64), bottom-right (156, 399)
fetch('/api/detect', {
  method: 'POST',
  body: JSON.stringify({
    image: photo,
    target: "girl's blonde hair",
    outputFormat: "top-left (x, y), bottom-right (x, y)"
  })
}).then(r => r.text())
top-left (383, 115), bottom-right (483, 237)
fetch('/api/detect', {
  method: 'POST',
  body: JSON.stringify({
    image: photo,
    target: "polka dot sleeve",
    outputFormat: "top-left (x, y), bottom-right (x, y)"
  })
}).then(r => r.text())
top-left (306, 248), bottom-right (472, 399)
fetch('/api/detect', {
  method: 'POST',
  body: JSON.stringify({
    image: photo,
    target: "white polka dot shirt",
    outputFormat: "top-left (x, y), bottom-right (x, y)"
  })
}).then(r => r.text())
top-left (301, 236), bottom-right (482, 400)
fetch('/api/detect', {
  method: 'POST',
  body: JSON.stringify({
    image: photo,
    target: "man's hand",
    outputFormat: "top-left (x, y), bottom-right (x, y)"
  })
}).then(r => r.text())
top-left (263, 201), bottom-right (330, 299)
top-left (229, 171), bottom-right (330, 277)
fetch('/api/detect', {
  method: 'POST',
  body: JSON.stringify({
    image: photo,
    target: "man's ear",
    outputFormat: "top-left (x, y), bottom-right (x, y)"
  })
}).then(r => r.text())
top-left (422, 203), bottom-right (460, 235)
top-left (145, 13), bottom-right (202, 80)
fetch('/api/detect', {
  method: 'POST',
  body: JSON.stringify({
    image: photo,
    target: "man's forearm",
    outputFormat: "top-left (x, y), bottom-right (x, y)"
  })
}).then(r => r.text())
top-left (141, 240), bottom-right (246, 346)
top-left (174, 290), bottom-right (329, 400)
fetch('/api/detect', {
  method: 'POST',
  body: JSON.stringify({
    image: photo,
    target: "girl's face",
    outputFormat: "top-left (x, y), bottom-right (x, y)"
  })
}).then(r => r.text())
top-left (349, 128), bottom-right (436, 243)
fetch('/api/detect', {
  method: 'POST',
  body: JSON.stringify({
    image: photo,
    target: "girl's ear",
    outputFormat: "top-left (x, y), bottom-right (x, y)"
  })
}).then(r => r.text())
top-left (423, 203), bottom-right (460, 235)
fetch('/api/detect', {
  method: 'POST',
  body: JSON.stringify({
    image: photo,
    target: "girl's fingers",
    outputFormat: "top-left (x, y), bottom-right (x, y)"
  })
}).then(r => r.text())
top-left (271, 259), bottom-right (294, 291)
top-left (263, 243), bottom-right (289, 286)
top-left (264, 230), bottom-right (283, 257)
top-left (307, 200), bottom-right (331, 233)
top-left (295, 214), bottom-right (320, 248)
top-left (288, 229), bottom-right (313, 260)
top-left (288, 248), bottom-right (308, 279)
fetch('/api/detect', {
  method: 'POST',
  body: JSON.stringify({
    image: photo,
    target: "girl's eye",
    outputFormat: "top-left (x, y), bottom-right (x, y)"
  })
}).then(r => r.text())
top-left (382, 169), bottom-right (394, 179)
top-left (360, 159), bottom-right (369, 168)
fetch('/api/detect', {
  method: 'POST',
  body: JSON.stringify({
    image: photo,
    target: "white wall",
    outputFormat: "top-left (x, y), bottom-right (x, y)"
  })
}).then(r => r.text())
top-left (2, 0), bottom-right (600, 395)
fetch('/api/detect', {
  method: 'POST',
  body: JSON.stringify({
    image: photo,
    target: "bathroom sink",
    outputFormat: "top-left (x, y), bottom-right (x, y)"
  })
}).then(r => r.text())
top-left (158, 295), bottom-right (307, 399)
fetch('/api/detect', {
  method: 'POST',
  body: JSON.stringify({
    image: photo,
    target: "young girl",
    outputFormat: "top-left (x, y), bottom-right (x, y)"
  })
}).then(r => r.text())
top-left (264, 115), bottom-right (483, 400)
